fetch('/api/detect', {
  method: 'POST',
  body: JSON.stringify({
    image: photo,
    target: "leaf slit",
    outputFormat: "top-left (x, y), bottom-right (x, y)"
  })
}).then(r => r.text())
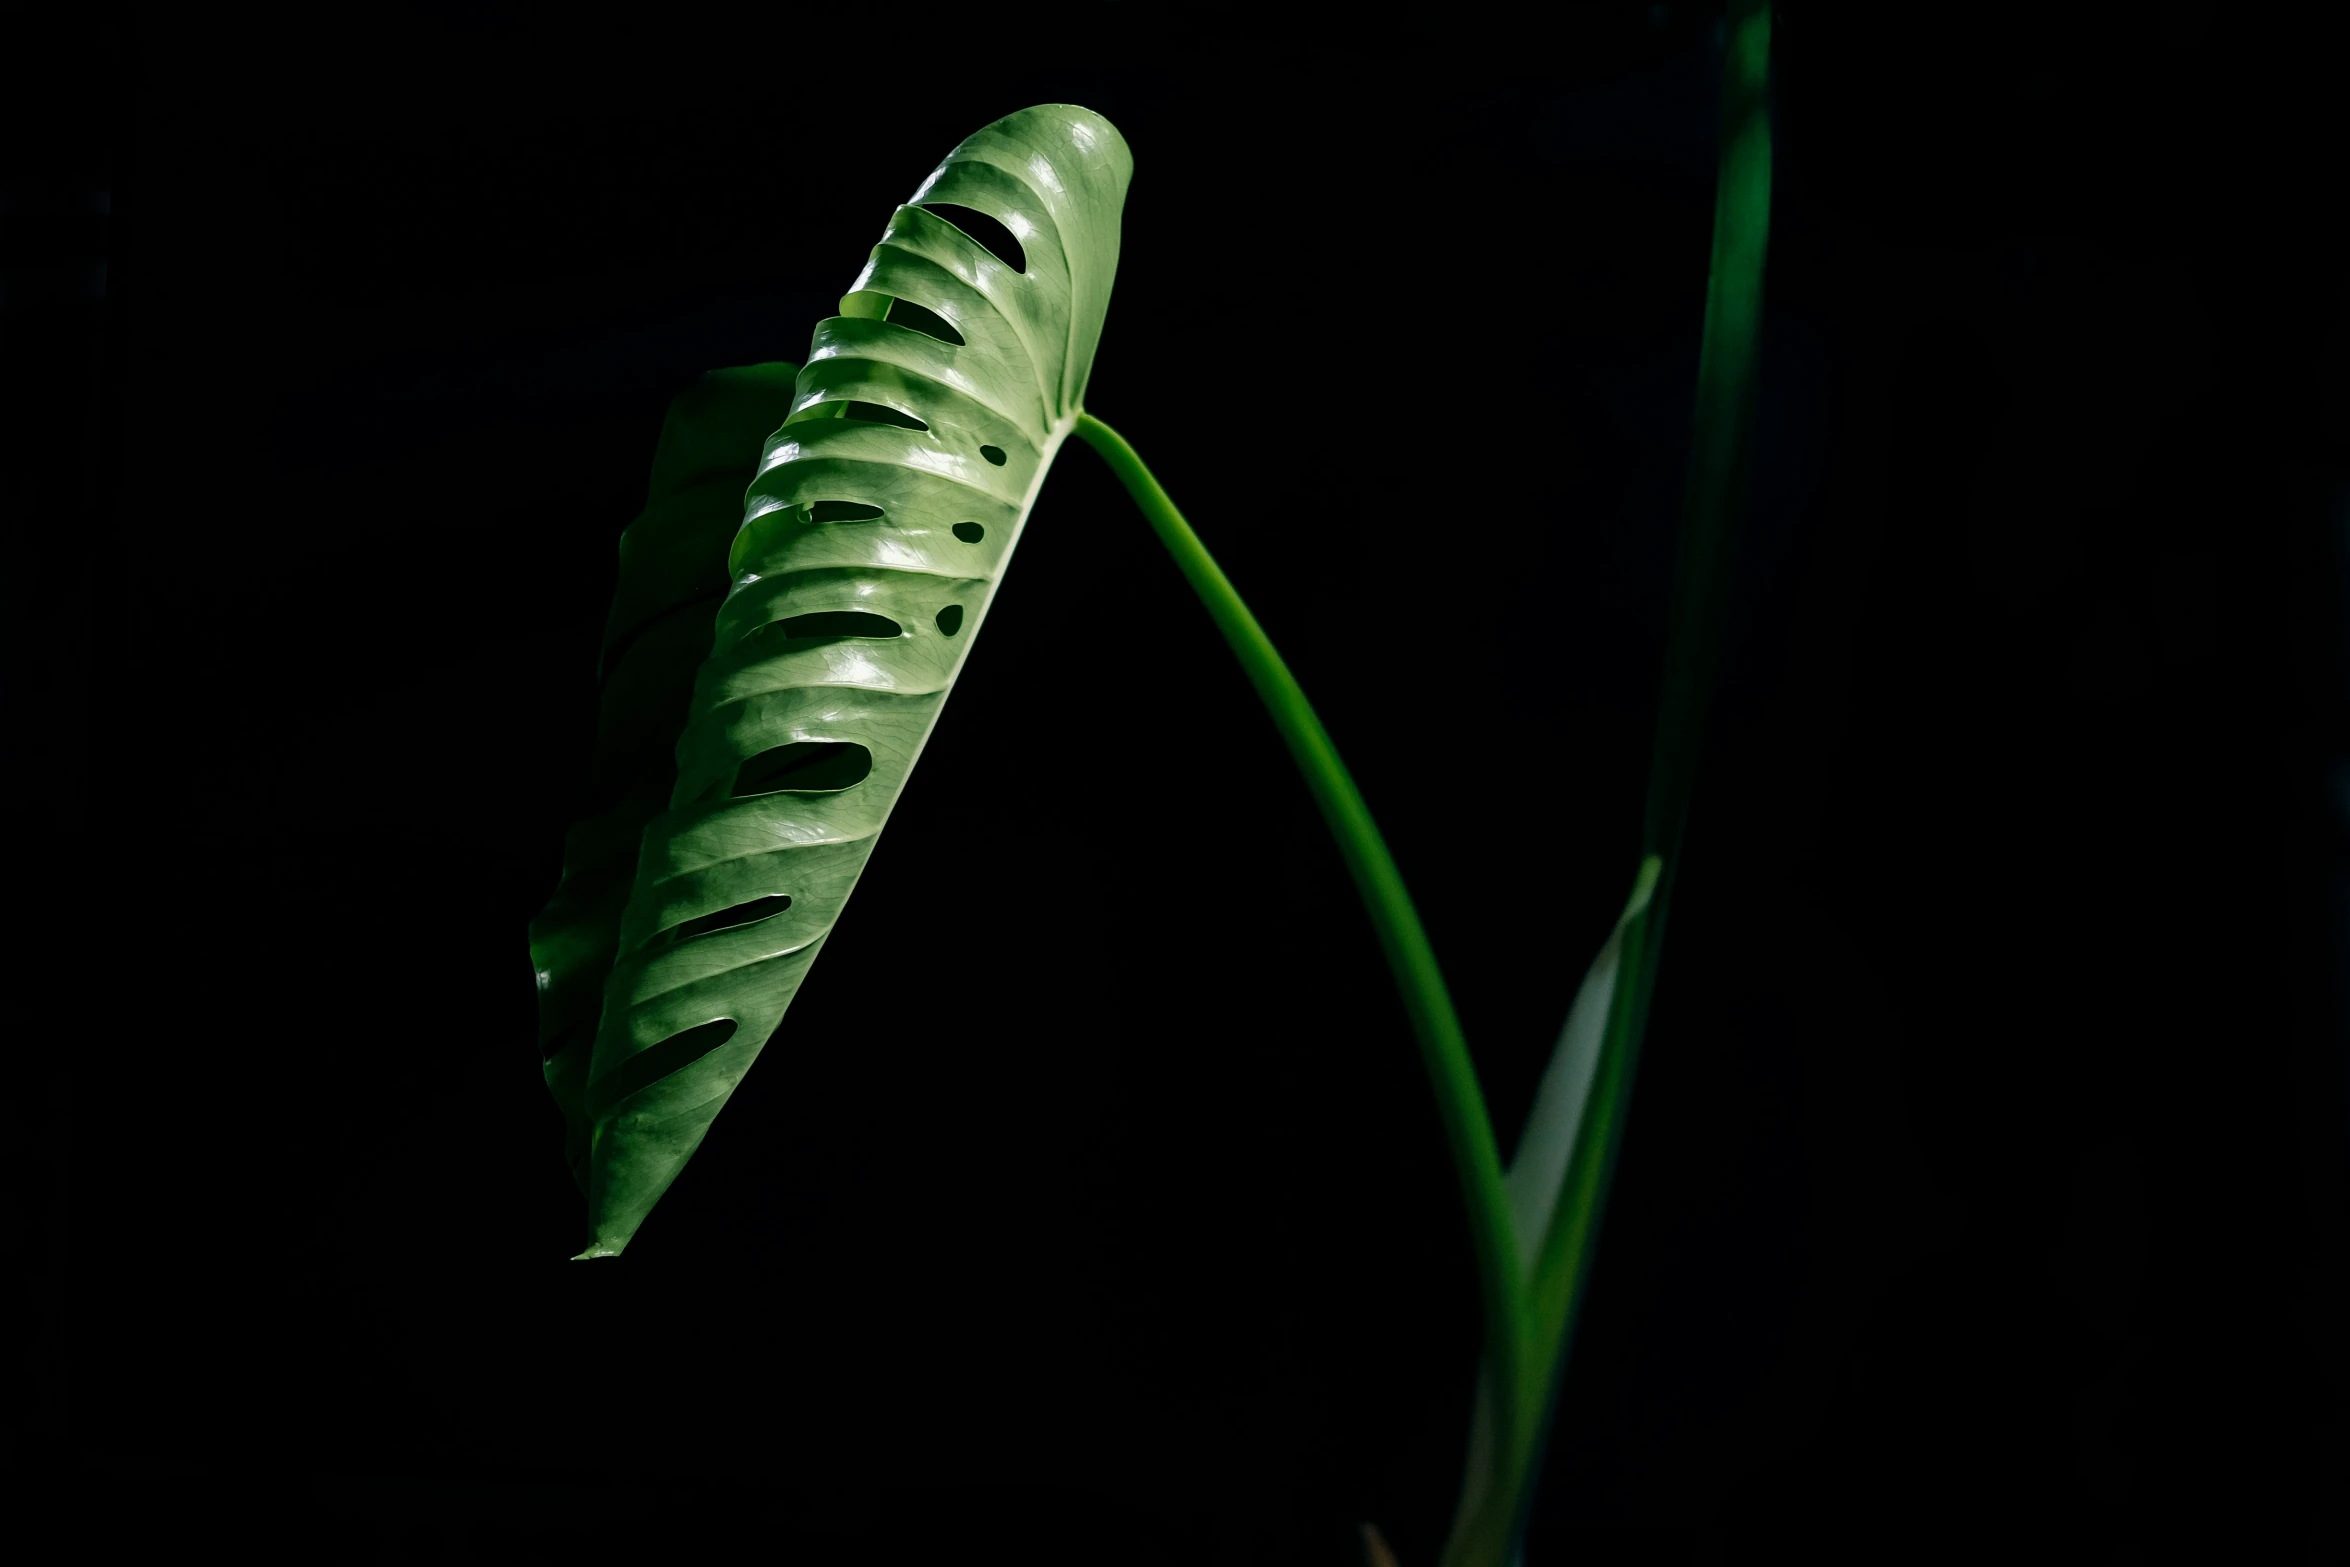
top-left (791, 400), bottom-right (929, 432)
top-left (775, 610), bottom-right (903, 639)
top-left (732, 611), bottom-right (904, 658)
top-left (728, 740), bottom-right (874, 797)
top-left (585, 1019), bottom-right (738, 1121)
top-left (918, 203), bottom-right (1027, 274)
top-left (664, 894), bottom-right (794, 945)
top-left (877, 297), bottom-right (965, 346)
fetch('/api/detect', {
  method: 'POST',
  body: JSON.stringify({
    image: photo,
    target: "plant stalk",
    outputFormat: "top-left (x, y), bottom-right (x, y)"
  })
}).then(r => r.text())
top-left (1072, 409), bottom-right (1533, 1477)
top-left (1078, 0), bottom-right (1768, 1548)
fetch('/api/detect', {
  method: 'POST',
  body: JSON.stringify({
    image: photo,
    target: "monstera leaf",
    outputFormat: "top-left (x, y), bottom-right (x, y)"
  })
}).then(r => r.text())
top-left (529, 363), bottom-right (802, 1193)
top-left (570, 105), bottom-right (1132, 1257)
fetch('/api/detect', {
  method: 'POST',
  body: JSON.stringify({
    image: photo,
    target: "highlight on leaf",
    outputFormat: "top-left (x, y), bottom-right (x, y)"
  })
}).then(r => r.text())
top-left (568, 105), bottom-right (1132, 1258)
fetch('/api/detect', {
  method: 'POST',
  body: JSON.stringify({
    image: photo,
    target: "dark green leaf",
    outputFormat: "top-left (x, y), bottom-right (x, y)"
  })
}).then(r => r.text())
top-left (528, 362), bottom-right (802, 1194)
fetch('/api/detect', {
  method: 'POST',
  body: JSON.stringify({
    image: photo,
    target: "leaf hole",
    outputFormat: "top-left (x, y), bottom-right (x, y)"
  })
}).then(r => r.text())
top-left (919, 203), bottom-right (1027, 274)
top-left (774, 610), bottom-right (903, 639)
top-left (839, 400), bottom-right (928, 432)
top-left (590, 1019), bottom-right (738, 1115)
top-left (731, 741), bottom-right (873, 797)
top-left (952, 522), bottom-right (985, 544)
top-left (807, 501), bottom-right (885, 524)
top-left (978, 445), bottom-right (1007, 466)
top-left (881, 297), bottom-right (965, 347)
top-left (732, 610), bottom-right (904, 659)
top-left (787, 399), bottom-right (928, 432)
top-left (665, 894), bottom-right (793, 944)
top-left (935, 604), bottom-right (964, 637)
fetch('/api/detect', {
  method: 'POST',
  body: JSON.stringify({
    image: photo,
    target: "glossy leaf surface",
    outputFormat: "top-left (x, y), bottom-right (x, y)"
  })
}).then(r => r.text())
top-left (575, 105), bottom-right (1132, 1256)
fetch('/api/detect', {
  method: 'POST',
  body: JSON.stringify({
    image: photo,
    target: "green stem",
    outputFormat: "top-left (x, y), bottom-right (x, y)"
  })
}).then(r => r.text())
top-left (1078, 5), bottom-right (1768, 1552)
top-left (1072, 409), bottom-right (1531, 1474)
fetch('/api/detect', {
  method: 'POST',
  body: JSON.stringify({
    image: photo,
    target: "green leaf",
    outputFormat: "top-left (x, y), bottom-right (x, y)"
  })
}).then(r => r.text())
top-left (1504, 856), bottom-right (1659, 1274)
top-left (1441, 0), bottom-right (1772, 1556)
top-left (529, 363), bottom-right (804, 1194)
top-left (574, 105), bottom-right (1132, 1257)
top-left (1437, 856), bottom-right (1660, 1564)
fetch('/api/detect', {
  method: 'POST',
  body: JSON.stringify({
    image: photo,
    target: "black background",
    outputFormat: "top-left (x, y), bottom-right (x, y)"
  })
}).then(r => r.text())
top-left (8, 4), bottom-right (2344, 1563)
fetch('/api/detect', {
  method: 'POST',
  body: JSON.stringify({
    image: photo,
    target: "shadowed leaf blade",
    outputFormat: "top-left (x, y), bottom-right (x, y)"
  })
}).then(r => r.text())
top-left (529, 363), bottom-right (803, 1193)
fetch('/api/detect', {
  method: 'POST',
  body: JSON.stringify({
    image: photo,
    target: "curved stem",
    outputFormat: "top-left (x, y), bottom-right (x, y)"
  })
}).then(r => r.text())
top-left (1072, 409), bottom-right (1531, 1476)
